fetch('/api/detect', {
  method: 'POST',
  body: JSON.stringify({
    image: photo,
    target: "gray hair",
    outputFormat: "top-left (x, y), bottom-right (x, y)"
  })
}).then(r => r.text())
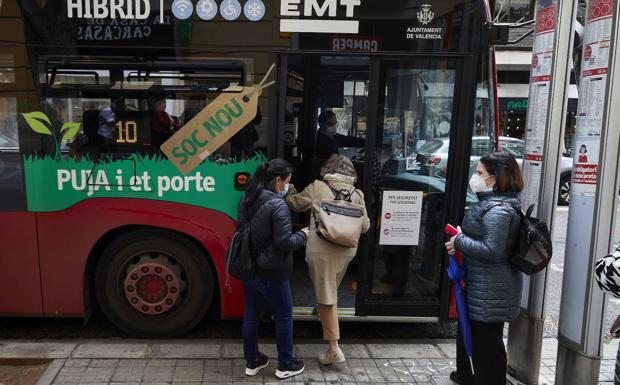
top-left (320, 154), bottom-right (357, 180)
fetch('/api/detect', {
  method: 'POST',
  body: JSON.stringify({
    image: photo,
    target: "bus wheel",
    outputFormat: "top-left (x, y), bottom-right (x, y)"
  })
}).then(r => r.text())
top-left (95, 229), bottom-right (214, 337)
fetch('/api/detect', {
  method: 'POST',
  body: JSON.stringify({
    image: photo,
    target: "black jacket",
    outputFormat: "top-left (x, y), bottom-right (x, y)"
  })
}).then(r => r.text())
top-left (316, 130), bottom-right (338, 159)
top-left (238, 189), bottom-right (307, 280)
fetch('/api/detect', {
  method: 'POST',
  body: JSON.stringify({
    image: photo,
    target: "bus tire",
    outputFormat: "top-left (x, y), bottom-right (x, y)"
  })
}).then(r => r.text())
top-left (95, 229), bottom-right (214, 337)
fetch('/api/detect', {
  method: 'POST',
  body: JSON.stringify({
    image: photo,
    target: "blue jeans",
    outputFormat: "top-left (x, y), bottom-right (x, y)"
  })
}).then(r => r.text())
top-left (242, 275), bottom-right (294, 364)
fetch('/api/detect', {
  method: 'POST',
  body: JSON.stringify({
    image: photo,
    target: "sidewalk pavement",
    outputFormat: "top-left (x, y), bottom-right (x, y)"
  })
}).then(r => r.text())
top-left (0, 338), bottom-right (616, 385)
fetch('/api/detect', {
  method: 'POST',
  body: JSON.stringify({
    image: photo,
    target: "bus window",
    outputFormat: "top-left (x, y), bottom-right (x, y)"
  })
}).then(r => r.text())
top-left (27, 57), bottom-right (268, 163)
top-left (0, 96), bottom-right (26, 211)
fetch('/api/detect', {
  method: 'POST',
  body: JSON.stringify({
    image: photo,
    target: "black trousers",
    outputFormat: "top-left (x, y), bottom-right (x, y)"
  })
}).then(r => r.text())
top-left (456, 319), bottom-right (506, 385)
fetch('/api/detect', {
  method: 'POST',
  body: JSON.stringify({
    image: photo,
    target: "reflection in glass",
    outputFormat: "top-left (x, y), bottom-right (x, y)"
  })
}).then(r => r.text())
top-left (370, 61), bottom-right (457, 302)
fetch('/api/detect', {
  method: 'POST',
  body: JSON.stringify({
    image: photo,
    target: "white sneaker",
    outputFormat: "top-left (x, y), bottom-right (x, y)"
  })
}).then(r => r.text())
top-left (318, 347), bottom-right (345, 365)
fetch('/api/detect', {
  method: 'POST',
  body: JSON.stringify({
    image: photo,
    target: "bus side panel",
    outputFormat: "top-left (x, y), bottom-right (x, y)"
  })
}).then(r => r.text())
top-left (36, 198), bottom-right (243, 318)
top-left (0, 212), bottom-right (42, 315)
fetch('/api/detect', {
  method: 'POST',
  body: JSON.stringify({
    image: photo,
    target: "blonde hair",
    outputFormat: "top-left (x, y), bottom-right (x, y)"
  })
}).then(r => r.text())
top-left (320, 154), bottom-right (357, 180)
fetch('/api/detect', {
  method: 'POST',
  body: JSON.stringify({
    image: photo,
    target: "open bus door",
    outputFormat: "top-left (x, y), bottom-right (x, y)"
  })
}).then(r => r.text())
top-left (282, 52), bottom-right (481, 321)
top-left (355, 56), bottom-right (479, 320)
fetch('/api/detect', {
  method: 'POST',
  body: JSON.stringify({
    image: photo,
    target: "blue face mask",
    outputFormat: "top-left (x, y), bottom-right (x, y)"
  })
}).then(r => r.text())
top-left (278, 183), bottom-right (289, 197)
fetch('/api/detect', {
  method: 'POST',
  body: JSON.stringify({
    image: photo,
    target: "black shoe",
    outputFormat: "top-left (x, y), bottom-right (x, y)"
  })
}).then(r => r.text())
top-left (245, 353), bottom-right (269, 376)
top-left (450, 371), bottom-right (468, 385)
top-left (275, 358), bottom-right (305, 379)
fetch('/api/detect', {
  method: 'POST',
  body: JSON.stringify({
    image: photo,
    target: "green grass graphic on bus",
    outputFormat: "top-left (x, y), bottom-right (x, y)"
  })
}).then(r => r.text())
top-left (21, 110), bottom-right (262, 217)
top-left (23, 154), bottom-right (263, 218)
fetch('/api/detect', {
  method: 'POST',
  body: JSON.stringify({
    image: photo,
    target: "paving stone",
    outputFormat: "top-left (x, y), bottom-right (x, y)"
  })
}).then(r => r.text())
top-left (295, 344), bottom-right (370, 359)
top-left (65, 359), bottom-right (91, 368)
top-left (299, 365), bottom-right (325, 382)
top-left (221, 344), bottom-right (244, 359)
top-left (436, 343), bottom-right (456, 358)
top-left (89, 358), bottom-right (119, 367)
top-left (363, 366), bottom-right (387, 382)
top-left (142, 366), bottom-right (175, 382)
top-left (366, 344), bottom-right (443, 359)
top-left (72, 343), bottom-right (149, 359)
top-left (147, 358), bottom-right (176, 367)
top-left (359, 358), bottom-right (377, 367)
top-left (117, 359), bottom-right (147, 367)
top-left (109, 382), bottom-right (140, 385)
top-left (111, 366), bottom-right (145, 382)
top-left (80, 367), bottom-right (115, 383)
top-left (150, 343), bottom-right (220, 359)
top-left (0, 341), bottom-right (75, 359)
top-left (231, 366), bottom-right (253, 382)
top-left (172, 382), bottom-right (203, 385)
top-left (76, 383), bottom-right (108, 385)
top-left (38, 359), bottom-right (66, 385)
top-left (604, 339), bottom-right (620, 359)
top-left (54, 367), bottom-right (87, 383)
top-left (138, 383), bottom-right (172, 385)
top-left (203, 364), bottom-right (233, 382)
top-left (351, 366), bottom-right (371, 382)
top-left (540, 339), bottom-right (559, 360)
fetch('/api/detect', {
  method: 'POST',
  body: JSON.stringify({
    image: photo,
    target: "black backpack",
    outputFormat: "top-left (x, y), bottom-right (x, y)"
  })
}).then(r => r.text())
top-left (483, 202), bottom-right (553, 275)
top-left (225, 195), bottom-right (271, 286)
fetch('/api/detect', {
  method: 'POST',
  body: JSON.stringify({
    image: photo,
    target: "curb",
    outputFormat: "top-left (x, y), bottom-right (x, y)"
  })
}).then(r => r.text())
top-left (35, 359), bottom-right (64, 385)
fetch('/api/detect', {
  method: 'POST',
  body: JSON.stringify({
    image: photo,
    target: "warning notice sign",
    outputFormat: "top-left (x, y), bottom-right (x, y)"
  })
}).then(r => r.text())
top-left (379, 191), bottom-right (423, 246)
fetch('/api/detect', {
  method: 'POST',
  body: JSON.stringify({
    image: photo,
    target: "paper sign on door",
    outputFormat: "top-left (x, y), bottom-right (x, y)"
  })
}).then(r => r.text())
top-left (379, 190), bottom-right (423, 246)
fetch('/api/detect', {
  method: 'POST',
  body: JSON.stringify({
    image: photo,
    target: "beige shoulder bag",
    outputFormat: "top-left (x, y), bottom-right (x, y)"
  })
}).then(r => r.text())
top-left (314, 182), bottom-right (365, 247)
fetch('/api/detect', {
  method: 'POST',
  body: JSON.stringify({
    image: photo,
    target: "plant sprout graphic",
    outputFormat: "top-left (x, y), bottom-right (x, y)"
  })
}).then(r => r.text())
top-left (22, 111), bottom-right (81, 158)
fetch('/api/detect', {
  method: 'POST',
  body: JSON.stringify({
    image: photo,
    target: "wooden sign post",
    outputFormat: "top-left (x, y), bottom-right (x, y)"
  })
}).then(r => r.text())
top-left (161, 64), bottom-right (276, 175)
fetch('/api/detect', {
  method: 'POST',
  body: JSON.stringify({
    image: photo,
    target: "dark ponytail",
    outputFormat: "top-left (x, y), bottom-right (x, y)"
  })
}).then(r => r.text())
top-left (242, 158), bottom-right (293, 207)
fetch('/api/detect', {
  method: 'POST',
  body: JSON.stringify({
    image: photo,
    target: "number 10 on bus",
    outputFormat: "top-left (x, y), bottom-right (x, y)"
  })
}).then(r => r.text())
top-left (116, 120), bottom-right (138, 144)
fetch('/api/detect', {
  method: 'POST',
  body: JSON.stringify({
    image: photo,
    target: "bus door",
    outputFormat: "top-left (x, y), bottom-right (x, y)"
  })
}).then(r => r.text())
top-left (282, 54), bottom-right (370, 317)
top-left (354, 56), bottom-right (477, 319)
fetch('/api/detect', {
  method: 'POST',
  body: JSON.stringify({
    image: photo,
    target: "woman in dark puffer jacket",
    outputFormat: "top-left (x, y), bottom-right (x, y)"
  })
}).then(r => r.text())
top-left (238, 159), bottom-right (308, 380)
top-left (444, 152), bottom-right (524, 385)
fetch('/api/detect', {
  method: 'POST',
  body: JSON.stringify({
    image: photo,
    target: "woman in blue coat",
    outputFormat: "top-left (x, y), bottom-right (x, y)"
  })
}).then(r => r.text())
top-left (445, 151), bottom-right (524, 385)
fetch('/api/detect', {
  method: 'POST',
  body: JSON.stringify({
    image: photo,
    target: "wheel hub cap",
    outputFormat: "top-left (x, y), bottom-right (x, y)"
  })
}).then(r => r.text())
top-left (124, 256), bottom-right (184, 315)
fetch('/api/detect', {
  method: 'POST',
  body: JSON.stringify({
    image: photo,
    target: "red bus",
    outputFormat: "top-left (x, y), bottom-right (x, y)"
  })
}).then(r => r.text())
top-left (0, 0), bottom-right (503, 336)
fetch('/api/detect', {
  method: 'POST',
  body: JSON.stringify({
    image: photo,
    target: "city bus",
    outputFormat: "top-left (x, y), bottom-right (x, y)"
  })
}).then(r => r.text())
top-left (0, 0), bottom-right (504, 336)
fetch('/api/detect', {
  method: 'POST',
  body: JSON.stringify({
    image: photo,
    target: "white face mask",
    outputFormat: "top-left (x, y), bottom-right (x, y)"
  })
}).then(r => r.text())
top-left (469, 174), bottom-right (494, 193)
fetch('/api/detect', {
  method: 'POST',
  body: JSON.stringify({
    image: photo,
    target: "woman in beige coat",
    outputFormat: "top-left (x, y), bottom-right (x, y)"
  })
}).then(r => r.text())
top-left (286, 154), bottom-right (370, 364)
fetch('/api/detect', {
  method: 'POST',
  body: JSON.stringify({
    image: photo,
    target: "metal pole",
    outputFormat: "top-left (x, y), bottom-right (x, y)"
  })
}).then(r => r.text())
top-left (555, 0), bottom-right (620, 382)
top-left (506, 0), bottom-right (576, 383)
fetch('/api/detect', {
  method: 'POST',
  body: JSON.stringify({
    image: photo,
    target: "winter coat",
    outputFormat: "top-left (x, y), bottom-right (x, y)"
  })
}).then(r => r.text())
top-left (595, 248), bottom-right (620, 298)
top-left (286, 173), bottom-right (370, 257)
top-left (285, 173), bottom-right (370, 304)
top-left (238, 189), bottom-right (307, 281)
top-left (454, 191), bottom-right (523, 322)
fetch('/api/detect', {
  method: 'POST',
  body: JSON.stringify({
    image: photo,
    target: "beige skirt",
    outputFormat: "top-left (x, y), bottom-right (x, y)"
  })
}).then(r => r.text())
top-left (306, 251), bottom-right (354, 305)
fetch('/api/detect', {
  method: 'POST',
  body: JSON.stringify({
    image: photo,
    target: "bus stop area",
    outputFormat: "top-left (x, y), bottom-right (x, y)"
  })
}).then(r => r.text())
top-left (0, 338), bottom-right (616, 385)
